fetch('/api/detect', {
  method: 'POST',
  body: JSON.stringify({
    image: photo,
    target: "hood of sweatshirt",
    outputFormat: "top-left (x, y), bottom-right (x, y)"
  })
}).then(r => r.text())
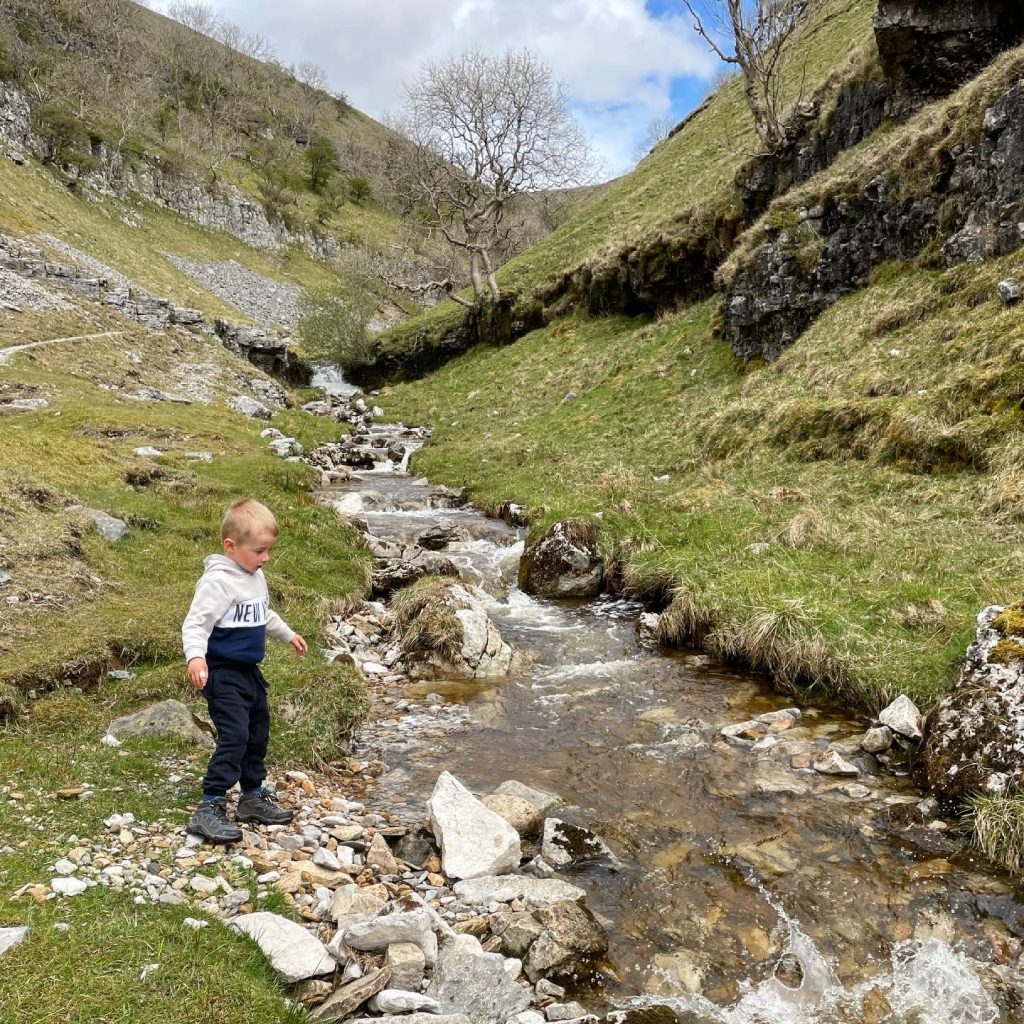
top-left (202, 554), bottom-right (255, 577)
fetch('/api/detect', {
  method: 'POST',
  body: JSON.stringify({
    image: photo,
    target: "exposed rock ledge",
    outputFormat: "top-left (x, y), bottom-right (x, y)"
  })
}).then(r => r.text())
top-left (920, 604), bottom-right (1024, 801)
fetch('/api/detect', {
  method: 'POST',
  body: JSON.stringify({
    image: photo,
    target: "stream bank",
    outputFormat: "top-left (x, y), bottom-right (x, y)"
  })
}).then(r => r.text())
top-left (297, 388), bottom-right (1024, 1024)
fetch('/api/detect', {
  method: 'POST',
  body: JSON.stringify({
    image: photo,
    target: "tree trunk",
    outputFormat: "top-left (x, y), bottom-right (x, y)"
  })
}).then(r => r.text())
top-left (742, 71), bottom-right (778, 151)
top-left (468, 251), bottom-right (485, 299)
top-left (480, 248), bottom-right (501, 302)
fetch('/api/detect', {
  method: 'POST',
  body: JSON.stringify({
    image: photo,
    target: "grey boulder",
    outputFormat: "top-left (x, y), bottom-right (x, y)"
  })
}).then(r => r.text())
top-left (107, 700), bottom-right (214, 748)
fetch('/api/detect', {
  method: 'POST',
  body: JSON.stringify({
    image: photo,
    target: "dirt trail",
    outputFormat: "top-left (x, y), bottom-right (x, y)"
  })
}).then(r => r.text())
top-left (0, 330), bottom-right (123, 366)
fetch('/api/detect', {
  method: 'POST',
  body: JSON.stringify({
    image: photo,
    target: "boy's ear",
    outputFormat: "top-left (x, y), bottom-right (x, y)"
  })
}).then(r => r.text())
top-left (223, 537), bottom-right (236, 554)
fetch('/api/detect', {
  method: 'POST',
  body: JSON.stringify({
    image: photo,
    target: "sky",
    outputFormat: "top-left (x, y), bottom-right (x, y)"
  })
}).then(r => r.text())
top-left (152, 1), bottom-right (720, 177)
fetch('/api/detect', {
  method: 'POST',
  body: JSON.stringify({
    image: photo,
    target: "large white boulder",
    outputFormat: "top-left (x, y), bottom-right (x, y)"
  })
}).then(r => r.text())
top-left (230, 912), bottom-right (335, 983)
top-left (428, 772), bottom-right (521, 880)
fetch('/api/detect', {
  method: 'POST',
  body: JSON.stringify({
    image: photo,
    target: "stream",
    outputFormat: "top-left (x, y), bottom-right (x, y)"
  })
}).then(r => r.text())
top-left (310, 389), bottom-right (1024, 1024)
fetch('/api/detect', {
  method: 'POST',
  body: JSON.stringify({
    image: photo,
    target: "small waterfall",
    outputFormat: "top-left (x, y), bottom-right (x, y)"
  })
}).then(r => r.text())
top-left (310, 360), bottom-right (358, 397)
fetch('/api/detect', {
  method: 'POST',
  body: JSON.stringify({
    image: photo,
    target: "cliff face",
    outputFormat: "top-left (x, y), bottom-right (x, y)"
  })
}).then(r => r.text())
top-left (875, 0), bottom-right (1024, 98)
top-left (723, 56), bottom-right (1024, 362)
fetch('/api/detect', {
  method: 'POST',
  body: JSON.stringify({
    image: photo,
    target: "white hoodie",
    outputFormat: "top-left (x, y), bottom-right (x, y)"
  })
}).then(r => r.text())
top-left (182, 554), bottom-right (295, 667)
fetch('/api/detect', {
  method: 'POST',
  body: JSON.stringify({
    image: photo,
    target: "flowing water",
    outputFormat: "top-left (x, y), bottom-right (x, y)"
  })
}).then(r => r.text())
top-left (321, 417), bottom-right (1024, 1024)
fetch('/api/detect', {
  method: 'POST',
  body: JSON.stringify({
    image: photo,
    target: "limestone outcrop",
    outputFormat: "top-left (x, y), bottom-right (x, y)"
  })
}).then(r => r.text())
top-left (920, 604), bottom-right (1024, 800)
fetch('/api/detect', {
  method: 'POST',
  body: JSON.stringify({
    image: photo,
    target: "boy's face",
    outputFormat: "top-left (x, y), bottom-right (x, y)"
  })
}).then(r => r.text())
top-left (223, 531), bottom-right (277, 573)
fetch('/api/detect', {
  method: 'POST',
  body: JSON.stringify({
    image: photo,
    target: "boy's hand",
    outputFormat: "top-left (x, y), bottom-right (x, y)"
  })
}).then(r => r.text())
top-left (187, 658), bottom-right (209, 689)
top-left (290, 635), bottom-right (309, 657)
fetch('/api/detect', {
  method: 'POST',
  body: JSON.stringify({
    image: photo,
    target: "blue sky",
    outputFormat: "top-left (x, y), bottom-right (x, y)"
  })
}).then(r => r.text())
top-left (154, 0), bottom-right (720, 176)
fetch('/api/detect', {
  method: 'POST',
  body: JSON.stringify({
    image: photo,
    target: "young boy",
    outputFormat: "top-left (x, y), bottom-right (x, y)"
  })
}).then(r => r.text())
top-left (182, 498), bottom-right (308, 843)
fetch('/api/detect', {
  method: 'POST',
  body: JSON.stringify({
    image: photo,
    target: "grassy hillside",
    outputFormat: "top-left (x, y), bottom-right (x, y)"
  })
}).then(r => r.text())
top-left (369, 0), bottom-right (879, 370)
top-left (381, 253), bottom-right (1024, 711)
top-left (0, 286), bottom-right (370, 1021)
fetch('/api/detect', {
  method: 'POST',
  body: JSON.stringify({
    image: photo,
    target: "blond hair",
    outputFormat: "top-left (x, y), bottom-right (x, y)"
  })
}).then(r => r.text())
top-left (221, 498), bottom-right (279, 543)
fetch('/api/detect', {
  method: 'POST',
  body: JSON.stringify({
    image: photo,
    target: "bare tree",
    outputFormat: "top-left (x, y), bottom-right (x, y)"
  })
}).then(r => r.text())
top-left (166, 0), bottom-right (220, 35)
top-left (633, 114), bottom-right (677, 161)
top-left (390, 48), bottom-right (594, 304)
top-left (681, 0), bottom-right (819, 152)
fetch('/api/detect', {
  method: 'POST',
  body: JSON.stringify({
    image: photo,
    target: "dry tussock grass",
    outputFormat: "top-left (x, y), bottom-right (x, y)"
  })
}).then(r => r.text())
top-left (705, 601), bottom-right (848, 692)
top-left (777, 507), bottom-right (837, 550)
top-left (390, 576), bottom-right (465, 660)
top-left (971, 795), bottom-right (1024, 875)
top-left (656, 586), bottom-right (719, 647)
top-left (899, 599), bottom-right (949, 630)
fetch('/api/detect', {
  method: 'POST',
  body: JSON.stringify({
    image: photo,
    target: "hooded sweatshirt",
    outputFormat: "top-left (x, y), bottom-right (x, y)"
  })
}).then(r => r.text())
top-left (182, 554), bottom-right (295, 668)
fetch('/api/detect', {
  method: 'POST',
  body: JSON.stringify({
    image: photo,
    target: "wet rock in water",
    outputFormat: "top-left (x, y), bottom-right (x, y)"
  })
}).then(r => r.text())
top-left (594, 1008), bottom-right (684, 1024)
top-left (372, 554), bottom-right (460, 599)
top-left (518, 519), bottom-right (603, 599)
top-left (385, 941), bottom-right (426, 991)
top-left (107, 700), bottom-right (214, 748)
top-left (494, 780), bottom-right (561, 818)
top-left (483, 793), bottom-right (545, 837)
top-left (68, 506), bottom-right (129, 543)
top-left (637, 612), bottom-right (660, 648)
top-left (861, 725), bottom-right (894, 754)
top-left (861, 987), bottom-right (893, 1024)
top-left (922, 604), bottom-right (1024, 798)
top-left (227, 395), bottom-right (272, 420)
top-left (524, 901), bottom-right (609, 983)
top-left (878, 694), bottom-right (923, 741)
top-left (417, 520), bottom-right (469, 551)
top-left (427, 934), bottom-right (532, 1024)
top-left (773, 952), bottom-right (804, 989)
top-left (720, 720), bottom-right (767, 745)
top-left (0, 926), bottom-right (28, 957)
top-left (540, 819), bottom-right (613, 868)
top-left (812, 749), bottom-right (860, 776)
top-left (490, 910), bottom-right (544, 959)
top-left (428, 772), bottom-right (521, 880)
top-left (229, 912), bottom-right (335, 983)
top-left (453, 875), bottom-right (586, 908)
top-left (344, 909), bottom-right (438, 966)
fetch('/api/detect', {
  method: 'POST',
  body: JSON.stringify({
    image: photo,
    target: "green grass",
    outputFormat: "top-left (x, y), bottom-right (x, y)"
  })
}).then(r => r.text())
top-left (370, 0), bottom-right (879, 371)
top-left (0, 307), bottom-right (371, 1021)
top-left (381, 247), bottom-right (1024, 712)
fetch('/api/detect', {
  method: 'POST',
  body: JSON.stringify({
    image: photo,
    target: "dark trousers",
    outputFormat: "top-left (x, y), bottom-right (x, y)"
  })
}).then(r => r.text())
top-left (201, 664), bottom-right (270, 798)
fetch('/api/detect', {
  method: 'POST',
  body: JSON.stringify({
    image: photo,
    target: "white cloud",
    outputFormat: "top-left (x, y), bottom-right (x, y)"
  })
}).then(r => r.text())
top-left (152, 0), bottom-right (716, 174)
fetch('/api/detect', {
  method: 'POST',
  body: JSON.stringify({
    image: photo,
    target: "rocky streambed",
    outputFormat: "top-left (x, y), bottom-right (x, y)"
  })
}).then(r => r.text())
top-left (283, 389), bottom-right (1024, 1024)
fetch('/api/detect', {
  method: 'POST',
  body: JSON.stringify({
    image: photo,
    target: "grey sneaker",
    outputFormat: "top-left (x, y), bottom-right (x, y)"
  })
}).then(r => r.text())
top-left (236, 788), bottom-right (294, 825)
top-left (187, 798), bottom-right (242, 844)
